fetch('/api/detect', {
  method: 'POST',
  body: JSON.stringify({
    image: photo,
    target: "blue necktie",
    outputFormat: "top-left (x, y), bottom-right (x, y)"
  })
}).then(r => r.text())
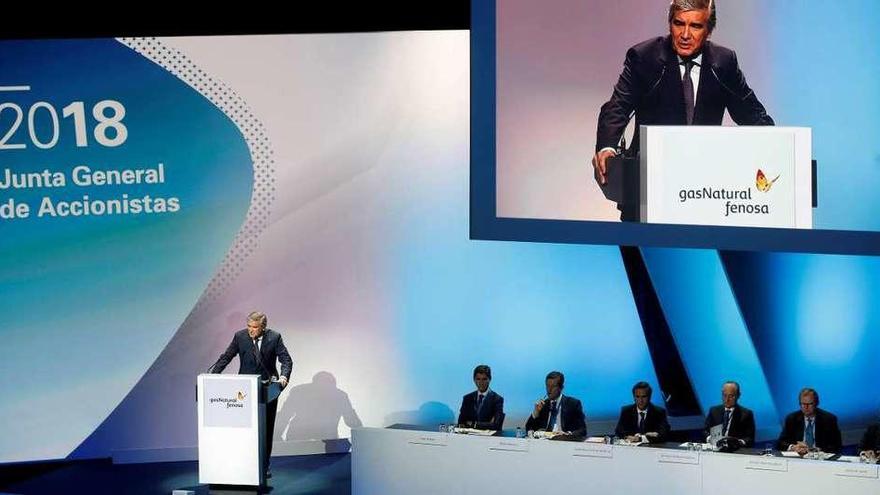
top-left (805, 418), bottom-right (815, 448)
top-left (722, 409), bottom-right (731, 436)
top-left (638, 411), bottom-right (646, 434)
top-left (476, 394), bottom-right (484, 414)
top-left (547, 400), bottom-right (559, 431)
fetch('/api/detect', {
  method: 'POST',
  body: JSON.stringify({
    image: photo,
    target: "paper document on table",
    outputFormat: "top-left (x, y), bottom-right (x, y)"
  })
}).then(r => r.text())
top-left (618, 439), bottom-right (647, 446)
top-left (453, 428), bottom-right (497, 436)
top-left (708, 424), bottom-right (723, 446)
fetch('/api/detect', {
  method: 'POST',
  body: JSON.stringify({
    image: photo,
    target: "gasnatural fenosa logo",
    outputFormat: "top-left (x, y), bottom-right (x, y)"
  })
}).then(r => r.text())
top-left (209, 391), bottom-right (247, 409)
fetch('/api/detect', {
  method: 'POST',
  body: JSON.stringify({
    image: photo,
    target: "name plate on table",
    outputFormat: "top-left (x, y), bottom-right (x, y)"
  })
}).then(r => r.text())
top-left (744, 458), bottom-right (788, 472)
top-left (658, 451), bottom-right (700, 465)
top-left (488, 438), bottom-right (529, 453)
top-left (408, 434), bottom-right (448, 447)
top-left (572, 443), bottom-right (613, 459)
top-left (834, 465), bottom-right (879, 479)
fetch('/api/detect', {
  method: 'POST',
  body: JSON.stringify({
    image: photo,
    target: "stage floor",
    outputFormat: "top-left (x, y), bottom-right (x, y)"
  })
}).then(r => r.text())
top-left (0, 453), bottom-right (350, 495)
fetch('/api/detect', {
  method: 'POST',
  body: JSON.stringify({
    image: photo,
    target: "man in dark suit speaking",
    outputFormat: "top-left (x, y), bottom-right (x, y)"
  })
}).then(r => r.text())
top-left (210, 311), bottom-right (293, 478)
top-left (525, 371), bottom-right (587, 438)
top-left (615, 381), bottom-right (671, 443)
top-left (592, 0), bottom-right (774, 218)
top-left (457, 364), bottom-right (505, 430)
top-left (776, 388), bottom-right (842, 455)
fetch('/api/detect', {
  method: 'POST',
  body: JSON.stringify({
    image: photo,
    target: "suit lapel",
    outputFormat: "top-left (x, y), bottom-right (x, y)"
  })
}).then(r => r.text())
top-left (694, 44), bottom-right (714, 124)
top-left (558, 396), bottom-right (567, 431)
top-left (660, 42), bottom-right (687, 124)
top-left (730, 407), bottom-right (741, 435)
top-left (259, 331), bottom-right (275, 363)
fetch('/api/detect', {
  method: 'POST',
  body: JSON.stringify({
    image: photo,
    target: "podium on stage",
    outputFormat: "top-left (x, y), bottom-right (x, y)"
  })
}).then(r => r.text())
top-left (197, 374), bottom-right (281, 486)
top-left (602, 126), bottom-right (814, 228)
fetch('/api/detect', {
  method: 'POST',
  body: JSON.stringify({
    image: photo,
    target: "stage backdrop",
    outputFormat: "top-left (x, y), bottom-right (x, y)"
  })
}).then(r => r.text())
top-left (0, 30), bottom-right (878, 464)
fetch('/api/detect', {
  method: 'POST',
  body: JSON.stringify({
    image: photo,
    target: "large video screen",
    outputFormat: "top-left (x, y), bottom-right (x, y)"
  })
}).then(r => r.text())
top-left (471, 0), bottom-right (880, 254)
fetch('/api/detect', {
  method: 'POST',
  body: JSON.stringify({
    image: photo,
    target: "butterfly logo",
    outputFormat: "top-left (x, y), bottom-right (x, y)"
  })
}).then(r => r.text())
top-left (237, 391), bottom-right (246, 401)
top-left (756, 169), bottom-right (780, 192)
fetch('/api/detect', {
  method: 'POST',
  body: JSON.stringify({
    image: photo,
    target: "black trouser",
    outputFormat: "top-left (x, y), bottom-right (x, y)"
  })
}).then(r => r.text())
top-left (265, 398), bottom-right (278, 472)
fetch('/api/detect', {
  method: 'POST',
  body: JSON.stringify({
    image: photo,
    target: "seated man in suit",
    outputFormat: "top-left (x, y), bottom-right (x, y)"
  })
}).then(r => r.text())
top-left (457, 364), bottom-right (504, 430)
top-left (777, 388), bottom-right (842, 455)
top-left (704, 381), bottom-right (755, 447)
top-left (859, 419), bottom-right (880, 461)
top-left (525, 371), bottom-right (587, 438)
top-left (615, 381), bottom-right (670, 444)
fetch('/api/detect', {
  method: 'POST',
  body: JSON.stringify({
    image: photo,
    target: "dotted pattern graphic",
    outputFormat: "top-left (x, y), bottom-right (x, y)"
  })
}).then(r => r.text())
top-left (119, 37), bottom-right (276, 310)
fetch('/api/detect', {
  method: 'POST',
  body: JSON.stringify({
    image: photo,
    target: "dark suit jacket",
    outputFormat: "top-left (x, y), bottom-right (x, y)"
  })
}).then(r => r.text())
top-left (859, 423), bottom-right (880, 452)
top-left (457, 390), bottom-right (504, 430)
top-left (704, 405), bottom-right (755, 447)
top-left (596, 35), bottom-right (774, 156)
top-left (210, 329), bottom-right (293, 382)
top-left (615, 403), bottom-right (670, 443)
top-left (525, 395), bottom-right (587, 438)
top-left (776, 408), bottom-right (842, 453)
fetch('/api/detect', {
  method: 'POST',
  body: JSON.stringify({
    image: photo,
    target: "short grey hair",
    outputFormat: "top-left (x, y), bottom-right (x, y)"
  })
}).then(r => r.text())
top-left (247, 311), bottom-right (268, 329)
top-left (668, 0), bottom-right (717, 33)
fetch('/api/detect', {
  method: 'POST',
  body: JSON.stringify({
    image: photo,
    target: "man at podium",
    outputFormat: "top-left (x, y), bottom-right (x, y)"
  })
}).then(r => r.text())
top-left (592, 0), bottom-right (774, 219)
top-left (210, 311), bottom-right (293, 478)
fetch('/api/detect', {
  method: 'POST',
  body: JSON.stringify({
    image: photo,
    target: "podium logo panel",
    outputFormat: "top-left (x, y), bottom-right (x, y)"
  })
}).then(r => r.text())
top-left (203, 378), bottom-right (253, 428)
top-left (644, 128), bottom-right (807, 229)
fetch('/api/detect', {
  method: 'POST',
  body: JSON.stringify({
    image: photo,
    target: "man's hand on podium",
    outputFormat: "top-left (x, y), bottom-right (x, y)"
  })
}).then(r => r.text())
top-left (279, 376), bottom-right (288, 389)
top-left (592, 149), bottom-right (617, 186)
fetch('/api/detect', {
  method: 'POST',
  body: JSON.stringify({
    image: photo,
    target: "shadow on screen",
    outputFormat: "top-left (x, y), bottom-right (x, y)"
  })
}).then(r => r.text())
top-left (275, 371), bottom-right (363, 443)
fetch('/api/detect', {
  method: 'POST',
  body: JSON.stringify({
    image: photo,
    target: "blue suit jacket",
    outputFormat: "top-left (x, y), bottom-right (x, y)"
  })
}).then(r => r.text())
top-left (210, 328), bottom-right (293, 382)
top-left (524, 395), bottom-right (587, 438)
top-left (458, 390), bottom-right (504, 429)
top-left (614, 402), bottom-right (670, 443)
top-left (776, 408), bottom-right (842, 454)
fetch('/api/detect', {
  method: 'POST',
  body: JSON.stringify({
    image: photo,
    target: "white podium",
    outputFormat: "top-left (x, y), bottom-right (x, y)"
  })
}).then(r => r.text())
top-left (639, 126), bottom-right (813, 228)
top-left (197, 373), bottom-right (267, 486)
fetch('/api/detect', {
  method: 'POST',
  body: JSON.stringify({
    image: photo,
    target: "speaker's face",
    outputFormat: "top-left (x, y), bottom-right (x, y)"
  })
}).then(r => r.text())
top-left (545, 377), bottom-right (563, 400)
top-left (669, 8), bottom-right (711, 58)
top-left (246, 320), bottom-right (264, 339)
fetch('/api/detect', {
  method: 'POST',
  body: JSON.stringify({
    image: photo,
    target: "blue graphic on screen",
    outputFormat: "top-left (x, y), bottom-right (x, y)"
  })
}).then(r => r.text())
top-left (767, 1), bottom-right (880, 231)
top-left (723, 252), bottom-right (880, 428)
top-left (0, 39), bottom-right (252, 462)
top-left (641, 248), bottom-right (780, 441)
top-left (396, 231), bottom-right (660, 427)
